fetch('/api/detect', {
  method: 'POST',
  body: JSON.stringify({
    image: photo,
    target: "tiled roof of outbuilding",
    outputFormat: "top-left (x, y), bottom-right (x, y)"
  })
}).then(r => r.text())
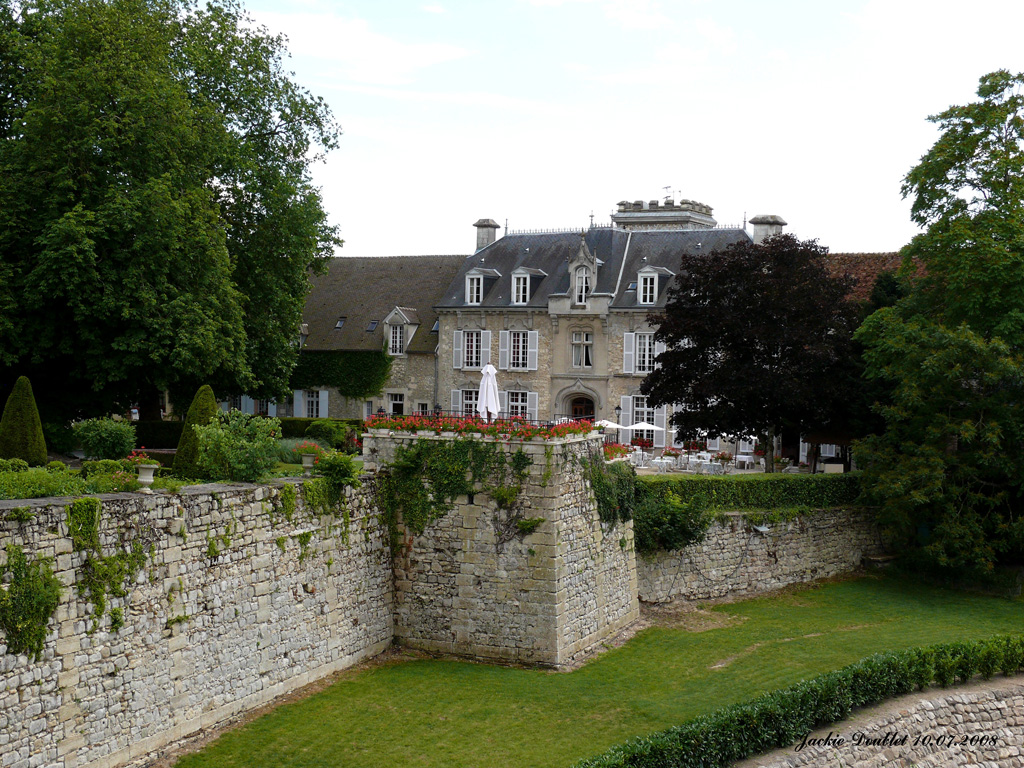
top-left (302, 255), bottom-right (465, 354)
top-left (825, 252), bottom-right (906, 302)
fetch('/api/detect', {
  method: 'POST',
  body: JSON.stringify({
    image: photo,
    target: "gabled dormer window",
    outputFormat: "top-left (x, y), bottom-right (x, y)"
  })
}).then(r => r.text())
top-left (513, 274), bottom-right (529, 305)
top-left (575, 266), bottom-right (590, 304)
top-left (390, 323), bottom-right (404, 355)
top-left (467, 275), bottom-right (482, 305)
top-left (639, 274), bottom-right (657, 305)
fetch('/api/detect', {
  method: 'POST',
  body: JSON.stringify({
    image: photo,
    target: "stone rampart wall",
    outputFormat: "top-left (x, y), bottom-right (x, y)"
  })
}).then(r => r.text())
top-left (745, 682), bottom-right (1024, 767)
top-left (637, 507), bottom-right (884, 603)
top-left (371, 432), bottom-right (639, 668)
top-left (0, 481), bottom-right (392, 768)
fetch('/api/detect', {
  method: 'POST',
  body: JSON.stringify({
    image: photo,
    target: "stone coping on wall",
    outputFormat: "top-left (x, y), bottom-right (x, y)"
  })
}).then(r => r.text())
top-left (734, 676), bottom-right (1024, 768)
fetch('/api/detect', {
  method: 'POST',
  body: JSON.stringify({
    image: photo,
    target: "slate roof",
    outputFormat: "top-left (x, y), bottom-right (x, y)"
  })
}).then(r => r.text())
top-left (437, 227), bottom-right (754, 309)
top-left (302, 255), bottom-right (465, 354)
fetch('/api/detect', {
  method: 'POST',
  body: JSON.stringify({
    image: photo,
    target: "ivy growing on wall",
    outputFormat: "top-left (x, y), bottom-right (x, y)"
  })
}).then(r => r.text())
top-left (373, 438), bottom-right (533, 550)
top-left (0, 544), bottom-right (62, 661)
top-left (66, 498), bottom-right (150, 632)
top-left (290, 350), bottom-right (393, 398)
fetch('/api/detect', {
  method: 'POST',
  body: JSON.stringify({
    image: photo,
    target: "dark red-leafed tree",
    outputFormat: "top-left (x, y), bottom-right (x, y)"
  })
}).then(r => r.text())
top-left (641, 234), bottom-right (860, 472)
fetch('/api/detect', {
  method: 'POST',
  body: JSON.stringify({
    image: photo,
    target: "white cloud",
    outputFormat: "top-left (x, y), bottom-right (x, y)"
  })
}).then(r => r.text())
top-left (249, 12), bottom-right (469, 86)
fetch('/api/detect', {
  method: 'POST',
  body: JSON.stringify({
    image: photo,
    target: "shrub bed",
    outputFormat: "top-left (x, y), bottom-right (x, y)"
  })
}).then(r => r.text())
top-left (573, 635), bottom-right (1024, 768)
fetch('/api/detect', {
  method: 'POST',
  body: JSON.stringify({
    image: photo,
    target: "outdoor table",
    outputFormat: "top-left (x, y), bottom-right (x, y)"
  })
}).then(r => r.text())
top-left (651, 458), bottom-right (673, 473)
top-left (735, 454), bottom-right (755, 470)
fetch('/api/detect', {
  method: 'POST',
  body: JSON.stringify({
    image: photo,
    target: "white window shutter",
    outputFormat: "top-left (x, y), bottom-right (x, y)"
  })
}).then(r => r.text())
top-left (620, 396), bottom-right (633, 441)
top-left (451, 390), bottom-right (462, 412)
top-left (219, 400), bottom-right (229, 412)
top-left (319, 389), bottom-right (329, 417)
top-left (293, 390), bottom-right (304, 418)
top-left (799, 440), bottom-right (808, 463)
top-left (526, 391), bottom-right (539, 421)
top-left (623, 333), bottom-right (635, 374)
top-left (498, 331), bottom-right (510, 370)
top-left (240, 396), bottom-right (254, 415)
top-left (654, 341), bottom-right (666, 370)
top-left (481, 330), bottom-right (491, 367)
top-left (268, 402), bottom-right (277, 418)
top-left (453, 330), bottom-right (463, 370)
top-left (498, 390), bottom-right (508, 415)
top-left (654, 406), bottom-right (666, 448)
top-left (527, 331), bottom-right (539, 371)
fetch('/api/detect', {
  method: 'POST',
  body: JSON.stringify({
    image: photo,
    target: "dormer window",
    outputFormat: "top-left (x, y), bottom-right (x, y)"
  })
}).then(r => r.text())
top-left (390, 324), bottom-right (404, 355)
top-left (575, 266), bottom-right (590, 304)
top-left (467, 275), bottom-right (482, 305)
top-left (639, 274), bottom-right (657, 305)
top-left (513, 274), bottom-right (529, 305)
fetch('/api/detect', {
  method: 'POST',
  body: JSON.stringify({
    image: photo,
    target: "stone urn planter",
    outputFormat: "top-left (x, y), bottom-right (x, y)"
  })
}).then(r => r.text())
top-left (300, 453), bottom-right (316, 476)
top-left (136, 463), bottom-right (160, 493)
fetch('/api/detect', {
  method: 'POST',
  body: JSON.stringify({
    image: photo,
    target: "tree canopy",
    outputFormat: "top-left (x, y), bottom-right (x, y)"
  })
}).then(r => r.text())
top-left (641, 233), bottom-right (860, 472)
top-left (0, 0), bottom-right (341, 421)
top-left (856, 70), bottom-right (1024, 575)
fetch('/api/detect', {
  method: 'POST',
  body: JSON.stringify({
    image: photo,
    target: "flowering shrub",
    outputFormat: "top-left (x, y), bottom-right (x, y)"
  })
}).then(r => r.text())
top-left (362, 413), bottom-right (594, 441)
top-left (681, 439), bottom-right (706, 451)
top-left (713, 451), bottom-right (733, 463)
top-left (603, 443), bottom-right (631, 460)
top-left (662, 447), bottom-right (682, 458)
top-left (193, 411), bottom-right (281, 482)
top-left (295, 440), bottom-right (326, 459)
top-left (127, 448), bottom-right (154, 465)
top-left (630, 437), bottom-right (653, 449)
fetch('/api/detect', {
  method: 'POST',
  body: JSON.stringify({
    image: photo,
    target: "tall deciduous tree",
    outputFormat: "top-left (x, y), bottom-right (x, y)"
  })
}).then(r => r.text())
top-left (641, 234), bottom-right (859, 472)
top-left (856, 70), bottom-right (1024, 575)
top-left (0, 0), bottom-right (340, 421)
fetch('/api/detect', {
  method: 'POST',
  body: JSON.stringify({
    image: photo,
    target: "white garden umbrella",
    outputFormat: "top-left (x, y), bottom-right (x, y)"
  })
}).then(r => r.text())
top-left (594, 419), bottom-right (626, 429)
top-left (629, 421), bottom-right (664, 431)
top-left (477, 363), bottom-right (500, 421)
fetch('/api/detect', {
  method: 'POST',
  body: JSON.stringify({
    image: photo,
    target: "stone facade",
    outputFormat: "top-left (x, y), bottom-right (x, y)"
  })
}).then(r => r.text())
top-left (743, 682), bottom-right (1024, 768)
top-left (637, 507), bottom-right (884, 603)
top-left (365, 432), bottom-right (639, 668)
top-left (0, 482), bottom-right (393, 768)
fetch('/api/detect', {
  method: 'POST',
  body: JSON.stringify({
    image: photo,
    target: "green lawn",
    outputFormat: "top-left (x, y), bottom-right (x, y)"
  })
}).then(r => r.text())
top-left (176, 575), bottom-right (1023, 768)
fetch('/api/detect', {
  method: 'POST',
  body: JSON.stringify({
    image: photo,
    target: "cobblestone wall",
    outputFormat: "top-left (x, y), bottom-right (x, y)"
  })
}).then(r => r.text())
top-left (637, 507), bottom-right (884, 603)
top-left (368, 432), bottom-right (639, 668)
top-left (0, 481), bottom-right (392, 768)
top-left (744, 682), bottom-right (1024, 768)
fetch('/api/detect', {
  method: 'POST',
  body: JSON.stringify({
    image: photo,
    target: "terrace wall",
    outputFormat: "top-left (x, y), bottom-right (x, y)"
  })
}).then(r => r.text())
top-left (637, 507), bottom-right (885, 603)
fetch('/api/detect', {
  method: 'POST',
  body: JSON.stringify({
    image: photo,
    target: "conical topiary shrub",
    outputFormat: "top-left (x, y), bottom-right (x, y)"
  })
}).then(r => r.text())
top-left (0, 376), bottom-right (48, 466)
top-left (173, 385), bottom-right (219, 479)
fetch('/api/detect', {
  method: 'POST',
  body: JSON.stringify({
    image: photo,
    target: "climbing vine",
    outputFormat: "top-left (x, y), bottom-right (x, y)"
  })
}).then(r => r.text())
top-left (66, 498), bottom-right (150, 632)
top-left (0, 544), bottom-right (62, 661)
top-left (582, 449), bottom-right (637, 527)
top-left (372, 438), bottom-right (533, 550)
top-left (290, 349), bottom-right (393, 398)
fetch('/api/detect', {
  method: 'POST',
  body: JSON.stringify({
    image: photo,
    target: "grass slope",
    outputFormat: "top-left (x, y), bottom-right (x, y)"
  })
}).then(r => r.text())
top-left (176, 575), bottom-right (1023, 768)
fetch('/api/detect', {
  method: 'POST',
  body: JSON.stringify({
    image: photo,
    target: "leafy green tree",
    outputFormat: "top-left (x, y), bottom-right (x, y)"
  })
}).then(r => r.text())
top-left (0, 376), bottom-right (47, 465)
top-left (174, 385), bottom-right (219, 479)
top-left (0, 0), bottom-right (340, 422)
top-left (641, 234), bottom-right (859, 472)
top-left (856, 70), bottom-right (1024, 574)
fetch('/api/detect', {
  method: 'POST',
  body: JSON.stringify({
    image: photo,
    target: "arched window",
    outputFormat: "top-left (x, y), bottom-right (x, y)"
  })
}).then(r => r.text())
top-left (575, 266), bottom-right (590, 304)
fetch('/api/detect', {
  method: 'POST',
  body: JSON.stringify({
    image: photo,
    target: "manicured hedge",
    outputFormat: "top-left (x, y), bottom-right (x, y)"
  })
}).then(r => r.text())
top-left (638, 472), bottom-right (862, 511)
top-left (573, 635), bottom-right (1024, 768)
top-left (174, 385), bottom-right (218, 479)
top-left (134, 420), bottom-right (185, 449)
top-left (0, 376), bottom-right (47, 466)
top-left (278, 417), bottom-right (363, 439)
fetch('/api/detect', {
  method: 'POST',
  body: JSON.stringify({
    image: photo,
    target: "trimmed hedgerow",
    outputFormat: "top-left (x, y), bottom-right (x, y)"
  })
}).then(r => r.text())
top-left (0, 376), bottom-right (47, 466)
top-left (174, 385), bottom-right (218, 480)
top-left (638, 472), bottom-right (861, 512)
top-left (572, 636), bottom-right (1024, 768)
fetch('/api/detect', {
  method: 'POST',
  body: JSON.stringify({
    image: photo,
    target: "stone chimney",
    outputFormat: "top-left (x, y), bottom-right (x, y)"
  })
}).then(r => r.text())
top-left (749, 215), bottom-right (787, 244)
top-left (474, 219), bottom-right (500, 252)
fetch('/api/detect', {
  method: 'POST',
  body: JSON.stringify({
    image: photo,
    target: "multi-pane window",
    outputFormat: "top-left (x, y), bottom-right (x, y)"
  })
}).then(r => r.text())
top-left (507, 391), bottom-right (529, 418)
top-left (305, 390), bottom-right (320, 418)
top-left (461, 389), bottom-right (479, 417)
top-left (417, 402), bottom-right (430, 414)
top-left (364, 401), bottom-right (373, 418)
top-left (463, 330), bottom-right (482, 368)
top-left (640, 274), bottom-right (656, 305)
top-left (572, 331), bottom-right (593, 368)
top-left (229, 395), bottom-right (242, 411)
top-left (575, 267), bottom-right (590, 304)
top-left (390, 324), bottom-right (404, 355)
top-left (513, 275), bottom-right (529, 305)
top-left (635, 333), bottom-right (655, 373)
top-left (256, 399), bottom-right (271, 416)
top-left (388, 393), bottom-right (404, 415)
top-left (510, 330), bottom-right (529, 369)
top-left (632, 395), bottom-right (654, 445)
top-left (467, 275), bottom-right (482, 305)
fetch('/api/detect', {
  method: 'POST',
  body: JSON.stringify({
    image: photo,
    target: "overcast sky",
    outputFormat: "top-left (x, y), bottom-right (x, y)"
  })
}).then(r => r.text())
top-left (244, 0), bottom-right (1024, 257)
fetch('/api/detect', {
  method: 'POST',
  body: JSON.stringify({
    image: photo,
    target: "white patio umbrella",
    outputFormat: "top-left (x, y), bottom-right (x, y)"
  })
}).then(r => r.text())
top-left (629, 421), bottom-right (664, 431)
top-left (477, 363), bottom-right (500, 421)
top-left (593, 419), bottom-right (626, 429)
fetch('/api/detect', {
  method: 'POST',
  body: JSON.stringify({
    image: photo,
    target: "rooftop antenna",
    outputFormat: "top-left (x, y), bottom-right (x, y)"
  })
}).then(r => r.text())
top-left (663, 185), bottom-right (673, 203)
top-left (743, 212), bottom-right (747, 229)
top-left (589, 210), bottom-right (594, 229)
top-left (504, 217), bottom-right (509, 233)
